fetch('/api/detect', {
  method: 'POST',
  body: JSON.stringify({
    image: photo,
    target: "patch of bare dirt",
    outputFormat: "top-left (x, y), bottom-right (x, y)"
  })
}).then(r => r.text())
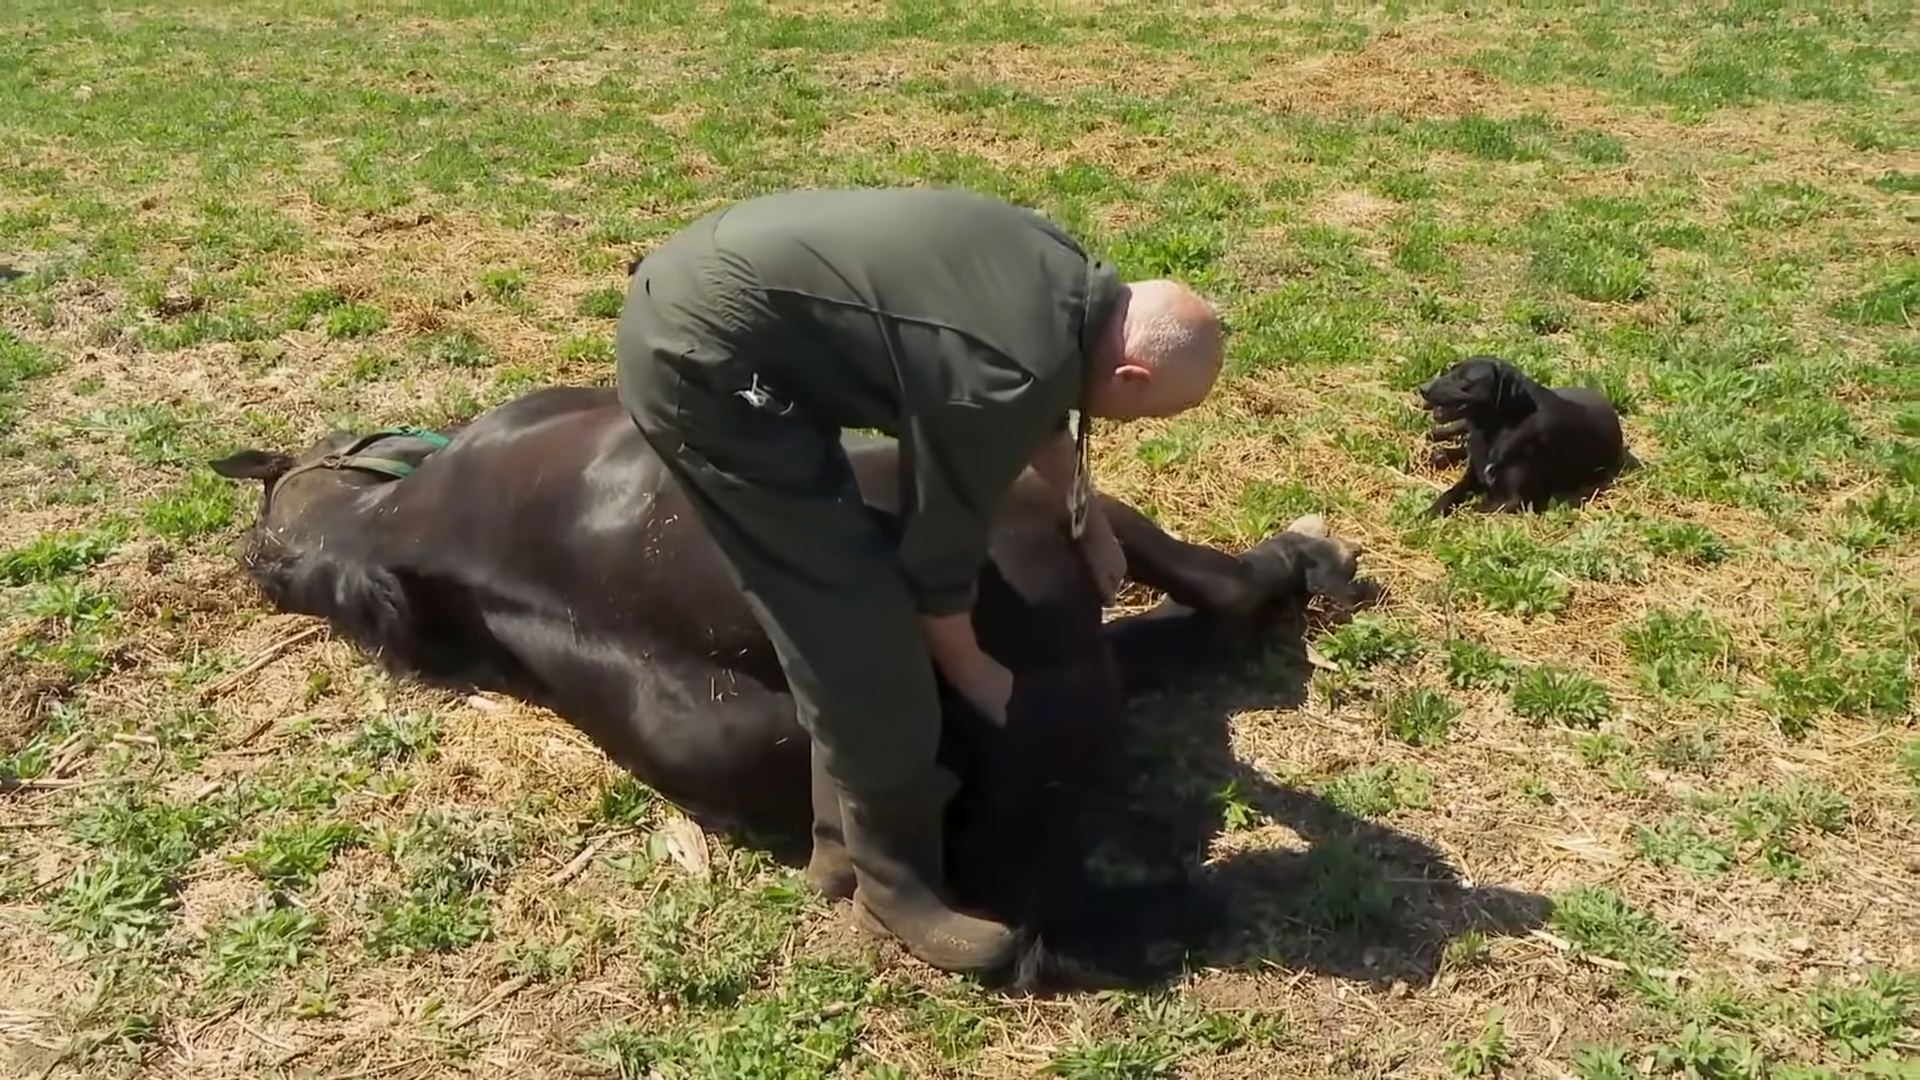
top-left (0, 647), bottom-right (87, 752)
top-left (817, 38), bottom-right (1194, 100)
top-left (818, 104), bottom-right (1247, 185)
top-left (511, 40), bottom-right (703, 92)
top-left (0, 903), bottom-right (88, 1074)
top-left (1317, 190), bottom-right (1403, 230)
top-left (808, 21), bottom-right (1488, 119)
top-left (764, 0), bottom-right (1122, 17)
top-left (406, 697), bottom-right (621, 816)
top-left (1233, 27), bottom-right (1503, 121)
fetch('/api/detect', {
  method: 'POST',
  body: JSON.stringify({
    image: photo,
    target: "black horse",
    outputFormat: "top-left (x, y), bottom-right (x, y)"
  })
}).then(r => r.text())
top-left (208, 385), bottom-right (1363, 988)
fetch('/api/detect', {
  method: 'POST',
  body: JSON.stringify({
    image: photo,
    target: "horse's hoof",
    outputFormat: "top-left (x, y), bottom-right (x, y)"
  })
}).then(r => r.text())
top-left (1285, 513), bottom-right (1328, 539)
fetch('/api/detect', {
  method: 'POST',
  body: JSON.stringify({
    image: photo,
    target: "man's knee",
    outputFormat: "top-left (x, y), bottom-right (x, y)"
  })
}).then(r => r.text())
top-left (769, 590), bottom-right (943, 785)
top-left (804, 672), bottom-right (944, 794)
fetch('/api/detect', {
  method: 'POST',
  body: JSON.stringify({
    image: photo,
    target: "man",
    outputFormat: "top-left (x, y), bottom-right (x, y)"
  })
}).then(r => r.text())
top-left (615, 186), bottom-right (1223, 975)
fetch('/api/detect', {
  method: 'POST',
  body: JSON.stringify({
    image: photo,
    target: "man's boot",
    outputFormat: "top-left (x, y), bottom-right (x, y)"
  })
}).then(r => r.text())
top-left (836, 765), bottom-right (1021, 975)
top-left (805, 745), bottom-right (855, 900)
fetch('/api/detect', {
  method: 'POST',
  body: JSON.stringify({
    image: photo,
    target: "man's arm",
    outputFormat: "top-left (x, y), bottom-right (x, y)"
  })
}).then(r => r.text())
top-left (901, 398), bottom-right (1040, 691)
top-left (893, 329), bottom-right (1076, 629)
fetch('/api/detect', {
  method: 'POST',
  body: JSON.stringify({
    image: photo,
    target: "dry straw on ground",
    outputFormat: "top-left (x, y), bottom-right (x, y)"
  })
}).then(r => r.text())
top-left (3, 5), bottom-right (1917, 1078)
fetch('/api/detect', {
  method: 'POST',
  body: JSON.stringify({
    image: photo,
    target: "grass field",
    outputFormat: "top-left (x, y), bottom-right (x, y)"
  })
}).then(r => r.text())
top-left (3, 1), bottom-right (1918, 1077)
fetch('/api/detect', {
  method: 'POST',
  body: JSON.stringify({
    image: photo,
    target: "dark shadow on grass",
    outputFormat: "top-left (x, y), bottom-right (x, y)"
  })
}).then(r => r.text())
top-left (713, 574), bottom-right (1551, 998)
top-left (990, 579), bottom-right (1554, 997)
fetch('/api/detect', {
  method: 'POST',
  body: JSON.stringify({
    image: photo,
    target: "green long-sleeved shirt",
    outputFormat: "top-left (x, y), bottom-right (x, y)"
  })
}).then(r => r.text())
top-left (705, 186), bottom-right (1123, 617)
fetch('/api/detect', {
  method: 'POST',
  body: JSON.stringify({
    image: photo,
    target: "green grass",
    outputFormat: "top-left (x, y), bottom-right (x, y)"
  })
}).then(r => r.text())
top-left (2, 1), bottom-right (1918, 1078)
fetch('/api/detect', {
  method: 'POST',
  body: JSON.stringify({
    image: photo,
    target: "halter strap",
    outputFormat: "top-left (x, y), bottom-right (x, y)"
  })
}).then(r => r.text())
top-left (1066, 410), bottom-right (1093, 541)
top-left (1066, 264), bottom-right (1122, 542)
top-left (281, 425), bottom-right (454, 484)
top-left (325, 425), bottom-right (452, 479)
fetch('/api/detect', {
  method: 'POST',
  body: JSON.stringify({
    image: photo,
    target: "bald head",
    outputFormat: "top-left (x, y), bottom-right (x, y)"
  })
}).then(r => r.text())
top-left (1086, 279), bottom-right (1224, 420)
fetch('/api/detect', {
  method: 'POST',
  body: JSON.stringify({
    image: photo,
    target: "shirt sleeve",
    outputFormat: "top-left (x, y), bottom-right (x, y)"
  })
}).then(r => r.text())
top-left (893, 327), bottom-right (1077, 618)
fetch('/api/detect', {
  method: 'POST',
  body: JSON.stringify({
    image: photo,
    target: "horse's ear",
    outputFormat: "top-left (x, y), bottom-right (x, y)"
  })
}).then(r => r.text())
top-left (209, 449), bottom-right (296, 482)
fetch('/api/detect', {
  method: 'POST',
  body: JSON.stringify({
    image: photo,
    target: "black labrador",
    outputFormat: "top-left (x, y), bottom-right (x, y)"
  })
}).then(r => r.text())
top-left (1417, 355), bottom-right (1630, 518)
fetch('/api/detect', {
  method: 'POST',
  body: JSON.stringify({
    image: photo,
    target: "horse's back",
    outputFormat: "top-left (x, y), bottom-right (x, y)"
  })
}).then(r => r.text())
top-left (405, 389), bottom-right (1073, 652)
top-left (470, 384), bottom-right (622, 433)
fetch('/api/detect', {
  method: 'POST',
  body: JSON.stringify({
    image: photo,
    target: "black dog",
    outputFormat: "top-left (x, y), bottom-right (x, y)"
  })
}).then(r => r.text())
top-left (1417, 356), bottom-right (1629, 518)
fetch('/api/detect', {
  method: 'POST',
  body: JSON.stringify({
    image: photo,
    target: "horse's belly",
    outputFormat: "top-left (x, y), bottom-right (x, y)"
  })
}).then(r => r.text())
top-left (518, 632), bottom-right (811, 833)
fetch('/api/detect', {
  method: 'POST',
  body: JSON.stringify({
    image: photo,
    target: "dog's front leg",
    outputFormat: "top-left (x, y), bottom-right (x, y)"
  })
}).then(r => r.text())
top-left (1425, 470), bottom-right (1483, 518)
top-left (1475, 448), bottom-right (1538, 514)
top-left (1477, 491), bottom-right (1525, 514)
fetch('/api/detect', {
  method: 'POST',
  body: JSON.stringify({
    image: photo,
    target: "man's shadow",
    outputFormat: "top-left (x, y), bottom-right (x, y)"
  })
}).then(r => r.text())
top-left (1029, 586), bottom-right (1552, 994)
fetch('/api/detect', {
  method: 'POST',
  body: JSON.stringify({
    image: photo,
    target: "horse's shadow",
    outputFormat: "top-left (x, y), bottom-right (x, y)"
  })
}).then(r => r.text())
top-left (719, 580), bottom-right (1550, 997)
top-left (1020, 588), bottom-right (1552, 995)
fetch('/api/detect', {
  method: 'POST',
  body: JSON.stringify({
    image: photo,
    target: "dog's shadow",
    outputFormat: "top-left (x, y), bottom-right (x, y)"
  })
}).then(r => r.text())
top-left (1033, 589), bottom-right (1552, 994)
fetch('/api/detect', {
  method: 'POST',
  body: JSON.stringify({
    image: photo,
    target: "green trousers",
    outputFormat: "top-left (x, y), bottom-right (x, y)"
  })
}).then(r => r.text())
top-left (613, 218), bottom-right (946, 798)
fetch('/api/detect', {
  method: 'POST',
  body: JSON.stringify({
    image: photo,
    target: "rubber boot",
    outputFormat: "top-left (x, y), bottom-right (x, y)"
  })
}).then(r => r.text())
top-left (837, 765), bottom-right (1022, 975)
top-left (804, 744), bottom-right (856, 900)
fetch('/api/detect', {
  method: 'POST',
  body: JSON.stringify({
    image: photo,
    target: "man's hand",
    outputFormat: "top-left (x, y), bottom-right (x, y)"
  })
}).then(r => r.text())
top-left (922, 611), bottom-right (1014, 723)
top-left (945, 652), bottom-right (1014, 723)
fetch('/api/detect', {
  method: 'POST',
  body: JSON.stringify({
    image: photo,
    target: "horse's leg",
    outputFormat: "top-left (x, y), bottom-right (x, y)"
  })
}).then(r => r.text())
top-left (1099, 507), bottom-right (1357, 698)
top-left (944, 670), bottom-right (1112, 920)
top-left (946, 662), bottom-right (1204, 991)
top-left (1101, 496), bottom-right (1354, 619)
top-left (1102, 602), bottom-right (1234, 699)
top-left (1098, 496), bottom-right (1271, 614)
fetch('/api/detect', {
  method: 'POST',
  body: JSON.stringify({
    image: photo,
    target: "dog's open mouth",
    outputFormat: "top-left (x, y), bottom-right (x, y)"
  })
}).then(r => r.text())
top-left (1424, 401), bottom-right (1468, 423)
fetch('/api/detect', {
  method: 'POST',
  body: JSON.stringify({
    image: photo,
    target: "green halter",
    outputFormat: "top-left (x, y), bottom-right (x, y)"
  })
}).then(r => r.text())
top-left (309, 424), bottom-right (453, 481)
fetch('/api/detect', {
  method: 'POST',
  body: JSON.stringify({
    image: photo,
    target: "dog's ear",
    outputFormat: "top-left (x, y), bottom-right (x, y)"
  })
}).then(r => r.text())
top-left (1490, 361), bottom-right (1538, 419)
top-left (209, 449), bottom-right (296, 482)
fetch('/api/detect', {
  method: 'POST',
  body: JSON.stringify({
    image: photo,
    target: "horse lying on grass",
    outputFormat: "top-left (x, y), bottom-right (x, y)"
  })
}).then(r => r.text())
top-left (207, 385), bottom-right (1364, 990)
